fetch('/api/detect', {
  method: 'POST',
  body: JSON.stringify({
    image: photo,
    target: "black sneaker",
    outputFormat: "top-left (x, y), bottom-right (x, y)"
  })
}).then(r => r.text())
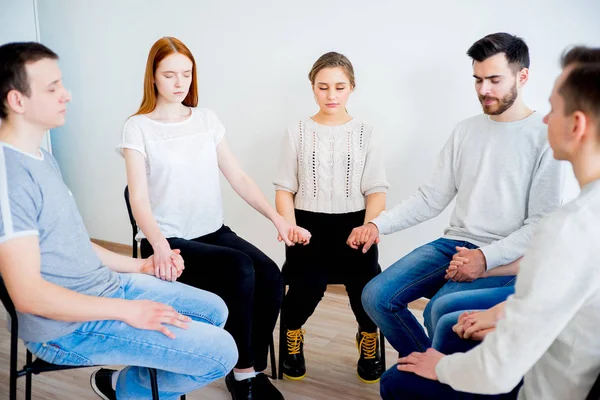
top-left (255, 373), bottom-right (284, 399)
top-left (225, 371), bottom-right (258, 400)
top-left (281, 328), bottom-right (306, 380)
top-left (356, 330), bottom-right (384, 383)
top-left (90, 368), bottom-right (117, 400)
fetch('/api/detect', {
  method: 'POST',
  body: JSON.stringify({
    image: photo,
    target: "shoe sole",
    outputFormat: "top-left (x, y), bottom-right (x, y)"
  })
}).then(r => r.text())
top-left (357, 373), bottom-right (381, 384)
top-left (90, 370), bottom-right (111, 400)
top-left (282, 372), bottom-right (306, 381)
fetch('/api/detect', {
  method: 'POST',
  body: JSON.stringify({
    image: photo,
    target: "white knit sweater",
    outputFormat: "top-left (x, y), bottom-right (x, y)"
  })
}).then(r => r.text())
top-left (274, 118), bottom-right (389, 214)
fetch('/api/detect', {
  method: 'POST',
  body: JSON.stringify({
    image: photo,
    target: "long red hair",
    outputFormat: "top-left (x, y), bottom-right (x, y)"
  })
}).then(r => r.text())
top-left (134, 37), bottom-right (198, 115)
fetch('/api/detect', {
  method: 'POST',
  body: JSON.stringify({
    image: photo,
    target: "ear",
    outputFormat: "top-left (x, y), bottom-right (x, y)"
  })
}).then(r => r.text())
top-left (518, 68), bottom-right (529, 87)
top-left (571, 110), bottom-right (589, 145)
top-left (5, 89), bottom-right (26, 115)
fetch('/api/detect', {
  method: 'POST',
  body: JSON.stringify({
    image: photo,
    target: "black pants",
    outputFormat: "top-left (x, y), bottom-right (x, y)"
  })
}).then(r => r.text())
top-left (141, 225), bottom-right (283, 371)
top-left (281, 209), bottom-right (379, 332)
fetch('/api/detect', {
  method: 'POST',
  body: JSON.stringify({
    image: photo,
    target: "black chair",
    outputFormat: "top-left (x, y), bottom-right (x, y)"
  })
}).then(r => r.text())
top-left (277, 263), bottom-right (387, 380)
top-left (0, 276), bottom-right (163, 400)
top-left (124, 186), bottom-right (278, 379)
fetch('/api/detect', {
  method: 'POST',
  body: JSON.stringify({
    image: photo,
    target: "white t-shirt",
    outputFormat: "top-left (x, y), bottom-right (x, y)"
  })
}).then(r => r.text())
top-left (117, 107), bottom-right (225, 241)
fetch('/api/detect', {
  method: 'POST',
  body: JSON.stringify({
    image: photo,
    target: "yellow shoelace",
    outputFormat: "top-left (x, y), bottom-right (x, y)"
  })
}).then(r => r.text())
top-left (358, 332), bottom-right (378, 359)
top-left (286, 328), bottom-right (305, 355)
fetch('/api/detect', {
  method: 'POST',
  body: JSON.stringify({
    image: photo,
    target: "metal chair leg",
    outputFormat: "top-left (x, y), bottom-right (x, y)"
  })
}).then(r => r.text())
top-left (380, 330), bottom-right (386, 369)
top-left (25, 350), bottom-right (33, 400)
top-left (278, 306), bottom-right (285, 380)
top-left (269, 335), bottom-right (277, 379)
top-left (149, 367), bottom-right (160, 400)
top-left (9, 328), bottom-right (18, 400)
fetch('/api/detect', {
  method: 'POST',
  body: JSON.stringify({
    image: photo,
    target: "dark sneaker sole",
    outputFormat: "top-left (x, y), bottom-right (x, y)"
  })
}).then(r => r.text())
top-left (90, 370), bottom-right (112, 400)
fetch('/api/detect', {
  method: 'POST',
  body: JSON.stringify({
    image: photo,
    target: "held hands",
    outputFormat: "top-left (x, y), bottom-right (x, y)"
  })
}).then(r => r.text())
top-left (445, 246), bottom-right (486, 282)
top-left (123, 300), bottom-right (191, 339)
top-left (452, 308), bottom-right (498, 341)
top-left (274, 216), bottom-right (311, 246)
top-left (346, 223), bottom-right (380, 253)
top-left (141, 242), bottom-right (185, 282)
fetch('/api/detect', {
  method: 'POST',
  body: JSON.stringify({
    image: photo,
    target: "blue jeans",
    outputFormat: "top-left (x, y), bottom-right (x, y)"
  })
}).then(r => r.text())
top-left (380, 365), bottom-right (520, 400)
top-left (431, 286), bottom-right (515, 354)
top-left (25, 273), bottom-right (238, 400)
top-left (362, 238), bottom-right (516, 356)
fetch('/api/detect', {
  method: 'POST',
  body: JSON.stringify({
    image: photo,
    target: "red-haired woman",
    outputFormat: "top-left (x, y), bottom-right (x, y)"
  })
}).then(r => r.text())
top-left (118, 37), bottom-right (309, 399)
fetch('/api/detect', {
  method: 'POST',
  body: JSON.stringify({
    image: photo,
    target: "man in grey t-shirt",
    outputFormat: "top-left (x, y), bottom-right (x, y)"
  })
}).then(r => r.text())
top-left (351, 33), bottom-right (564, 357)
top-left (0, 42), bottom-right (236, 399)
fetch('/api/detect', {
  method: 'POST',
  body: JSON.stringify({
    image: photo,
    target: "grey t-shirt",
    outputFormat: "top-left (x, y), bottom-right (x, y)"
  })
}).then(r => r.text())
top-left (0, 143), bottom-right (120, 342)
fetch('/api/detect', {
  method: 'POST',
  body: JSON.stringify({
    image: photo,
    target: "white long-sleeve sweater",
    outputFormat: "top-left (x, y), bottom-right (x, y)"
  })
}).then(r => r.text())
top-left (371, 112), bottom-right (564, 269)
top-left (436, 179), bottom-right (600, 400)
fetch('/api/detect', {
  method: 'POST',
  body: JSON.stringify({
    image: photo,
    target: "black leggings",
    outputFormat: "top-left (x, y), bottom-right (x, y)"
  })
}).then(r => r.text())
top-left (141, 225), bottom-right (283, 370)
top-left (281, 209), bottom-right (379, 332)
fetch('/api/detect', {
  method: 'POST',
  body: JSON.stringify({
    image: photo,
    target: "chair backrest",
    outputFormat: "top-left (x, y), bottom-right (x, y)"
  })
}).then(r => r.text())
top-left (124, 186), bottom-right (138, 233)
top-left (124, 186), bottom-right (139, 258)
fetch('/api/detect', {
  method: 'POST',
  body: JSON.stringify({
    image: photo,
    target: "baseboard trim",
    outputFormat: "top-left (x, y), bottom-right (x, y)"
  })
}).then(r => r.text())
top-left (91, 238), bottom-right (133, 257)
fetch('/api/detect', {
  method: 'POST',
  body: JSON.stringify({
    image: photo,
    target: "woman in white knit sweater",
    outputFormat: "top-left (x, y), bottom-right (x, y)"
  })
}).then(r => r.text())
top-left (274, 52), bottom-right (389, 383)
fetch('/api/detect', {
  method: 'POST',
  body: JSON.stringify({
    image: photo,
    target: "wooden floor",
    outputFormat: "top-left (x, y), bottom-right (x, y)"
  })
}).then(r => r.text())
top-left (0, 240), bottom-right (427, 400)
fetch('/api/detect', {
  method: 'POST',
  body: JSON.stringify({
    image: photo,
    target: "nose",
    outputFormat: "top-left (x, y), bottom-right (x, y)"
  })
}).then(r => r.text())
top-left (62, 88), bottom-right (72, 103)
top-left (479, 81), bottom-right (491, 96)
top-left (543, 113), bottom-right (549, 125)
top-left (175, 75), bottom-right (182, 88)
top-left (327, 88), bottom-right (336, 101)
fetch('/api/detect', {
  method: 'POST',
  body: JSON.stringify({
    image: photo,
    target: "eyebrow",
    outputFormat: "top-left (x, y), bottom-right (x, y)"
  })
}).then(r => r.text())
top-left (47, 79), bottom-right (60, 87)
top-left (162, 70), bottom-right (192, 73)
top-left (473, 74), bottom-right (503, 80)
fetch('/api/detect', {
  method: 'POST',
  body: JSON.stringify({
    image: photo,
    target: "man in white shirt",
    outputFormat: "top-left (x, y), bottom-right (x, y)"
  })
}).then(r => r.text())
top-left (383, 46), bottom-right (600, 400)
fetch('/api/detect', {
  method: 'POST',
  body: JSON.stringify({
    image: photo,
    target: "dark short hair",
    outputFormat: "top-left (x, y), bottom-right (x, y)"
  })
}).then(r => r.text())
top-left (0, 42), bottom-right (58, 119)
top-left (467, 33), bottom-right (530, 72)
top-left (558, 64), bottom-right (600, 133)
top-left (561, 46), bottom-right (600, 68)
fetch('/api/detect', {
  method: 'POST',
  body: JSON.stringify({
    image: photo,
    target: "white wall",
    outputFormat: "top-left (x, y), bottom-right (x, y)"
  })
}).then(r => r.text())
top-left (36, 0), bottom-right (600, 267)
top-left (0, 0), bottom-right (52, 151)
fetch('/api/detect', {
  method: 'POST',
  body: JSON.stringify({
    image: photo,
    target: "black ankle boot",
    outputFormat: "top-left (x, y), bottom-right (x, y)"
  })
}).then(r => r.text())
top-left (356, 330), bottom-right (384, 383)
top-left (282, 328), bottom-right (306, 380)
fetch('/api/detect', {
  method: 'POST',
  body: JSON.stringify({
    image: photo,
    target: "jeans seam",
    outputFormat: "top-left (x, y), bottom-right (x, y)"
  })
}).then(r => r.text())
top-left (386, 264), bottom-right (448, 353)
top-left (72, 330), bottom-right (232, 373)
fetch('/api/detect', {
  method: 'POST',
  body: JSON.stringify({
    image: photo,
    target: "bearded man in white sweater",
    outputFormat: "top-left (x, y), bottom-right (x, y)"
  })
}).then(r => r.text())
top-left (355, 33), bottom-right (564, 357)
top-left (383, 46), bottom-right (600, 400)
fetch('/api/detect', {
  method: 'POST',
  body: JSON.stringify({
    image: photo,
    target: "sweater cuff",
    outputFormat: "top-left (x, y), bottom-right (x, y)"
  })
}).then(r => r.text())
top-left (364, 186), bottom-right (388, 196)
top-left (435, 355), bottom-right (452, 385)
top-left (479, 244), bottom-right (504, 270)
top-left (370, 213), bottom-right (393, 235)
top-left (274, 184), bottom-right (296, 194)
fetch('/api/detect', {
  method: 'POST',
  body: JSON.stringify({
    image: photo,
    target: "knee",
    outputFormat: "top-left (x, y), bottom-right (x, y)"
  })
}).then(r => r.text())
top-left (210, 293), bottom-right (229, 328)
top-left (191, 329), bottom-right (238, 382)
top-left (225, 252), bottom-right (255, 282)
top-left (215, 330), bottom-right (238, 376)
top-left (361, 276), bottom-right (393, 316)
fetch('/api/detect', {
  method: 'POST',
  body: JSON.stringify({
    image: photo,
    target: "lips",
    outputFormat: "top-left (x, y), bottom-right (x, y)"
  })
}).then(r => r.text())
top-left (326, 103), bottom-right (339, 108)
